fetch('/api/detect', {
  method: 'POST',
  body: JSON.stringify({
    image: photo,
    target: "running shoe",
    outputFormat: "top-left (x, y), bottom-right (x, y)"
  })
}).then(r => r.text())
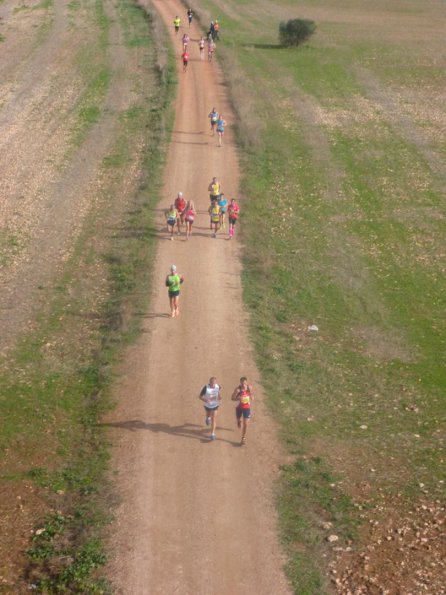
top-left (210, 433), bottom-right (216, 441)
top-left (205, 416), bottom-right (211, 426)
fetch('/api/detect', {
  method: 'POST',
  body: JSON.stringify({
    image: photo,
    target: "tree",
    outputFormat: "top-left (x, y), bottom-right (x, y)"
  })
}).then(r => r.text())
top-left (279, 19), bottom-right (316, 47)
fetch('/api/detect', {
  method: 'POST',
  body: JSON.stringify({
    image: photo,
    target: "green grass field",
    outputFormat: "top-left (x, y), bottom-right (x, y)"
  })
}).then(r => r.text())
top-left (187, 0), bottom-right (445, 591)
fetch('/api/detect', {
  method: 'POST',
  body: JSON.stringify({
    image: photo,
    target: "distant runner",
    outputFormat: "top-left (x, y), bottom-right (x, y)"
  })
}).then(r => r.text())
top-left (182, 33), bottom-right (190, 52)
top-left (165, 203), bottom-right (178, 240)
top-left (218, 193), bottom-right (227, 229)
top-left (231, 377), bottom-right (253, 445)
top-left (208, 107), bottom-right (219, 135)
top-left (207, 38), bottom-right (215, 62)
top-left (187, 8), bottom-right (193, 27)
top-left (198, 36), bottom-right (205, 60)
top-left (213, 19), bottom-right (220, 41)
top-left (181, 50), bottom-right (189, 72)
top-left (228, 198), bottom-right (239, 239)
top-left (216, 114), bottom-right (227, 147)
top-left (173, 16), bottom-right (181, 33)
top-left (184, 199), bottom-right (196, 239)
top-left (174, 192), bottom-right (186, 234)
top-left (208, 199), bottom-right (221, 238)
top-left (199, 376), bottom-right (222, 441)
top-left (165, 264), bottom-right (184, 318)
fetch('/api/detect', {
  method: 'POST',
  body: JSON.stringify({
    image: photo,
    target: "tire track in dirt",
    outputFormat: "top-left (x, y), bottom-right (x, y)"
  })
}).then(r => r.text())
top-left (105, 1), bottom-right (291, 593)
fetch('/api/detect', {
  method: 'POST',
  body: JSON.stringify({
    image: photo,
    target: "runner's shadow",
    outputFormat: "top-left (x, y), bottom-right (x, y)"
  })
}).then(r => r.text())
top-left (173, 130), bottom-right (205, 135)
top-left (172, 140), bottom-right (210, 146)
top-left (99, 419), bottom-right (237, 445)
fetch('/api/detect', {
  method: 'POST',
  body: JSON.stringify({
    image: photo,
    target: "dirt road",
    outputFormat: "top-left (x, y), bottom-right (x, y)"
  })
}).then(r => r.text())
top-left (105, 0), bottom-right (291, 593)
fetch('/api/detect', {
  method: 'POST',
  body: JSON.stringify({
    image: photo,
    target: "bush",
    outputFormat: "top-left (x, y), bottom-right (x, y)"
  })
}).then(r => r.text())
top-left (279, 19), bottom-right (316, 47)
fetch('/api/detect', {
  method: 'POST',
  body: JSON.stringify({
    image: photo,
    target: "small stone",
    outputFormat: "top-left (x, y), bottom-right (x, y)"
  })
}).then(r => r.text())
top-left (328, 534), bottom-right (339, 543)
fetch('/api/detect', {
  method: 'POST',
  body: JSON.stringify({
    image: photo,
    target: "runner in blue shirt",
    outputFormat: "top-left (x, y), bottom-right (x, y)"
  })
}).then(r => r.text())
top-left (216, 114), bottom-right (227, 147)
top-left (218, 193), bottom-right (227, 229)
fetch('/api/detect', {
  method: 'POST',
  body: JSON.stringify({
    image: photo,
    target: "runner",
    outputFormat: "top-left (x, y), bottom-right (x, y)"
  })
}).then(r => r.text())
top-left (216, 114), bottom-right (227, 147)
top-left (228, 198), bottom-right (240, 239)
top-left (184, 199), bottom-right (196, 239)
top-left (218, 193), bottom-right (227, 229)
top-left (198, 36), bottom-right (205, 60)
top-left (165, 264), bottom-right (184, 318)
top-left (199, 376), bottom-right (222, 441)
top-left (174, 192), bottom-right (186, 234)
top-left (182, 32), bottom-right (190, 52)
top-left (173, 15), bottom-right (181, 34)
top-left (165, 203), bottom-right (178, 240)
top-left (187, 8), bottom-right (193, 27)
top-left (208, 107), bottom-right (219, 135)
top-left (208, 176), bottom-right (221, 202)
top-left (208, 199), bottom-right (221, 238)
top-left (207, 38), bottom-right (215, 63)
top-left (181, 49), bottom-right (189, 73)
top-left (213, 20), bottom-right (220, 41)
top-left (231, 377), bottom-right (253, 445)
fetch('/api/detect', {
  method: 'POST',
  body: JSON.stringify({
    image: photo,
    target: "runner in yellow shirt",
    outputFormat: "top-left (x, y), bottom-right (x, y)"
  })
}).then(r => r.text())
top-left (208, 176), bottom-right (220, 202)
top-left (208, 199), bottom-right (221, 238)
top-left (165, 264), bottom-right (184, 318)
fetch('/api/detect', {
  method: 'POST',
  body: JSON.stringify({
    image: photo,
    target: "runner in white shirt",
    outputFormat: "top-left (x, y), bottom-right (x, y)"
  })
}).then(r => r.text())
top-left (199, 377), bottom-right (222, 440)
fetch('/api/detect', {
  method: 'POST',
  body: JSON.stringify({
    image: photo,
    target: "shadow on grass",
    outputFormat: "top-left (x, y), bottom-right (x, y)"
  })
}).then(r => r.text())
top-left (242, 43), bottom-right (284, 50)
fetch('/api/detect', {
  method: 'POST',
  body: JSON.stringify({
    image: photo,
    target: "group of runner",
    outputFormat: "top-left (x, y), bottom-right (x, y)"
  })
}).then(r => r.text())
top-left (164, 265), bottom-right (252, 446)
top-left (165, 192), bottom-right (197, 240)
top-left (199, 376), bottom-right (253, 444)
top-left (165, 174), bottom-right (239, 240)
top-left (165, 11), bottom-right (252, 446)
top-left (176, 9), bottom-right (217, 71)
top-left (207, 175), bottom-right (240, 237)
top-left (208, 107), bottom-right (226, 146)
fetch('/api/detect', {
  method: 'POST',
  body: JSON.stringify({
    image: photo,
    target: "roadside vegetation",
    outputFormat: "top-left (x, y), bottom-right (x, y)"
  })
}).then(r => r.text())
top-left (184, 0), bottom-right (445, 592)
top-left (0, 0), bottom-right (174, 591)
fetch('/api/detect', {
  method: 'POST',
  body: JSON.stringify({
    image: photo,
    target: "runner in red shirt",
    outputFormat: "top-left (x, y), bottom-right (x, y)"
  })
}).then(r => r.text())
top-left (174, 192), bottom-right (186, 234)
top-left (181, 50), bottom-right (189, 72)
top-left (228, 198), bottom-right (240, 239)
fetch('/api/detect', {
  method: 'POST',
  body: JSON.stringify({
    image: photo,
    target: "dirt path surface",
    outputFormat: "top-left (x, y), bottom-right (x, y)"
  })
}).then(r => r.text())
top-left (105, 1), bottom-right (291, 593)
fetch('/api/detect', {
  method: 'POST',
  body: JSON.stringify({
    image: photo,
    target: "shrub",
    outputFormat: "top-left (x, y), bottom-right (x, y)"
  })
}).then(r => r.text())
top-left (279, 19), bottom-right (316, 47)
